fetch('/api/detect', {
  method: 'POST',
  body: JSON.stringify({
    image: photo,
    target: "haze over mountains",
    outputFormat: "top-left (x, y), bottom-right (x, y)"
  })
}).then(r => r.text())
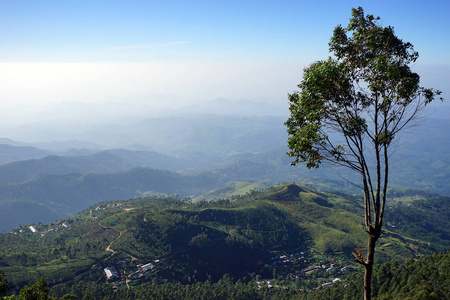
top-left (0, 98), bottom-right (287, 149)
top-left (0, 99), bottom-right (448, 232)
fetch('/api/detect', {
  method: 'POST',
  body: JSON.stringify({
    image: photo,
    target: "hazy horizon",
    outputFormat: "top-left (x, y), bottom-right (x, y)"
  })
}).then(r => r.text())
top-left (1, 1), bottom-right (449, 135)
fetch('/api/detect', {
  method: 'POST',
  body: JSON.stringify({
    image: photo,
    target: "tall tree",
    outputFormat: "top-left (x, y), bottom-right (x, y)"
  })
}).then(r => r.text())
top-left (285, 7), bottom-right (442, 300)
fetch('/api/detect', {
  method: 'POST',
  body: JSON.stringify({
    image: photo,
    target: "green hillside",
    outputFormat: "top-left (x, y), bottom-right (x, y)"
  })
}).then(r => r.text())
top-left (0, 183), bottom-right (448, 299)
top-left (191, 181), bottom-right (267, 202)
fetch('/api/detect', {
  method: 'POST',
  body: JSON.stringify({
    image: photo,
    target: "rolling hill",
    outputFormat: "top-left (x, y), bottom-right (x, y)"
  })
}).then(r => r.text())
top-left (0, 183), bottom-right (448, 298)
top-left (0, 111), bottom-right (448, 237)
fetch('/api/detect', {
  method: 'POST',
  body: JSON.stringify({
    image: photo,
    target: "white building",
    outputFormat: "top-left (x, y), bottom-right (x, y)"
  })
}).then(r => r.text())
top-left (140, 263), bottom-right (154, 271)
top-left (104, 267), bottom-right (117, 280)
top-left (29, 226), bottom-right (38, 233)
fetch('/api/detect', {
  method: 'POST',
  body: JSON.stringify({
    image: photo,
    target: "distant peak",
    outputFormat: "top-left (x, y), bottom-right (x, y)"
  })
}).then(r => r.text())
top-left (266, 183), bottom-right (306, 201)
top-left (285, 183), bottom-right (306, 195)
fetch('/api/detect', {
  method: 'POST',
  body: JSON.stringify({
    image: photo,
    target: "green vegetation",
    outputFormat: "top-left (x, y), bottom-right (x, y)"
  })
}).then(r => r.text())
top-left (0, 183), bottom-right (448, 299)
top-left (3, 250), bottom-right (448, 299)
top-left (192, 182), bottom-right (267, 202)
top-left (309, 251), bottom-right (450, 300)
top-left (285, 6), bottom-right (442, 300)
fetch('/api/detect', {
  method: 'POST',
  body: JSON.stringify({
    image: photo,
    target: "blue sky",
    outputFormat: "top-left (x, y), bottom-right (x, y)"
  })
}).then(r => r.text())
top-left (0, 0), bottom-right (449, 123)
top-left (2, 0), bottom-right (449, 64)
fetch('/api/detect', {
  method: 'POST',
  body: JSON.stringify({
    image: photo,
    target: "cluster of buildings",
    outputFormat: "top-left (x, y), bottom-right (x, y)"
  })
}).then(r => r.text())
top-left (127, 262), bottom-right (155, 279)
top-left (265, 251), bottom-right (351, 291)
top-left (322, 278), bottom-right (341, 287)
top-left (9, 221), bottom-right (70, 236)
top-left (271, 251), bottom-right (307, 266)
top-left (40, 222), bottom-right (69, 236)
top-left (104, 261), bottom-right (158, 281)
top-left (9, 226), bottom-right (39, 235)
top-left (290, 263), bottom-right (349, 278)
top-left (256, 280), bottom-right (276, 290)
top-left (95, 203), bottom-right (124, 211)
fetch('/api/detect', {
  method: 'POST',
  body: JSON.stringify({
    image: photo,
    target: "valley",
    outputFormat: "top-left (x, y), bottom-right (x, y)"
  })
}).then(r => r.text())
top-left (0, 183), bottom-right (448, 299)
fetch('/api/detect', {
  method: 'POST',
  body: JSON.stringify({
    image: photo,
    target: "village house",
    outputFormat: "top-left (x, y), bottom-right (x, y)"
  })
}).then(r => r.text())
top-left (140, 262), bottom-right (154, 271)
top-left (322, 278), bottom-right (342, 287)
top-left (302, 265), bottom-right (319, 274)
top-left (104, 267), bottom-right (118, 280)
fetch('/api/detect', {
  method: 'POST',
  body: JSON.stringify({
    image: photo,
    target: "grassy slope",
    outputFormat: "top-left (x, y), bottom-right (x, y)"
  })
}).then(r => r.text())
top-left (191, 181), bottom-right (267, 202)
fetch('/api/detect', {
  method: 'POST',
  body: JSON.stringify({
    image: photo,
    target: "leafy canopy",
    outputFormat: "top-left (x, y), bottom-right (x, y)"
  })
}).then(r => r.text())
top-left (286, 7), bottom-right (442, 171)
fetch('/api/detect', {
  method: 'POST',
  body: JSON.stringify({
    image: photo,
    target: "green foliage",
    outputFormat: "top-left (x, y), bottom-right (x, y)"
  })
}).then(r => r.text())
top-left (192, 182), bottom-right (267, 202)
top-left (286, 6), bottom-right (441, 170)
top-left (2, 276), bottom-right (75, 300)
top-left (308, 252), bottom-right (450, 300)
top-left (49, 273), bottom-right (299, 300)
top-left (0, 270), bottom-right (7, 298)
top-left (4, 252), bottom-right (447, 299)
top-left (17, 277), bottom-right (49, 300)
top-left (384, 195), bottom-right (450, 251)
top-left (0, 185), bottom-right (448, 298)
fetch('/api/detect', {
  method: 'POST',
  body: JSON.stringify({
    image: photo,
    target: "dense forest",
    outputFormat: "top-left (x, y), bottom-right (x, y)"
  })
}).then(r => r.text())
top-left (2, 252), bottom-right (449, 299)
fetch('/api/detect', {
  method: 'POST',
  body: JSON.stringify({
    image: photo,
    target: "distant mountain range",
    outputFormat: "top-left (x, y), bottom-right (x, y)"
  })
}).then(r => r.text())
top-left (0, 143), bottom-right (52, 165)
top-left (0, 113), bottom-right (287, 155)
top-left (0, 149), bottom-right (186, 184)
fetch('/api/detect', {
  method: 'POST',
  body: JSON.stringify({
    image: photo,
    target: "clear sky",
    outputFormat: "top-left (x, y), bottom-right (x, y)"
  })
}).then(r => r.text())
top-left (0, 0), bottom-right (449, 124)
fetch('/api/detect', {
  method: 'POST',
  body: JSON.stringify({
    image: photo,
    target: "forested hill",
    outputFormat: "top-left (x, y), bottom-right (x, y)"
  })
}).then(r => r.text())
top-left (0, 168), bottom-right (219, 232)
top-left (0, 184), bottom-right (448, 298)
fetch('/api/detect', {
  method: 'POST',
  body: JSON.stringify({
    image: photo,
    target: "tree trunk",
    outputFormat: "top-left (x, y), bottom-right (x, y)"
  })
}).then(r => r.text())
top-left (364, 233), bottom-right (378, 300)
